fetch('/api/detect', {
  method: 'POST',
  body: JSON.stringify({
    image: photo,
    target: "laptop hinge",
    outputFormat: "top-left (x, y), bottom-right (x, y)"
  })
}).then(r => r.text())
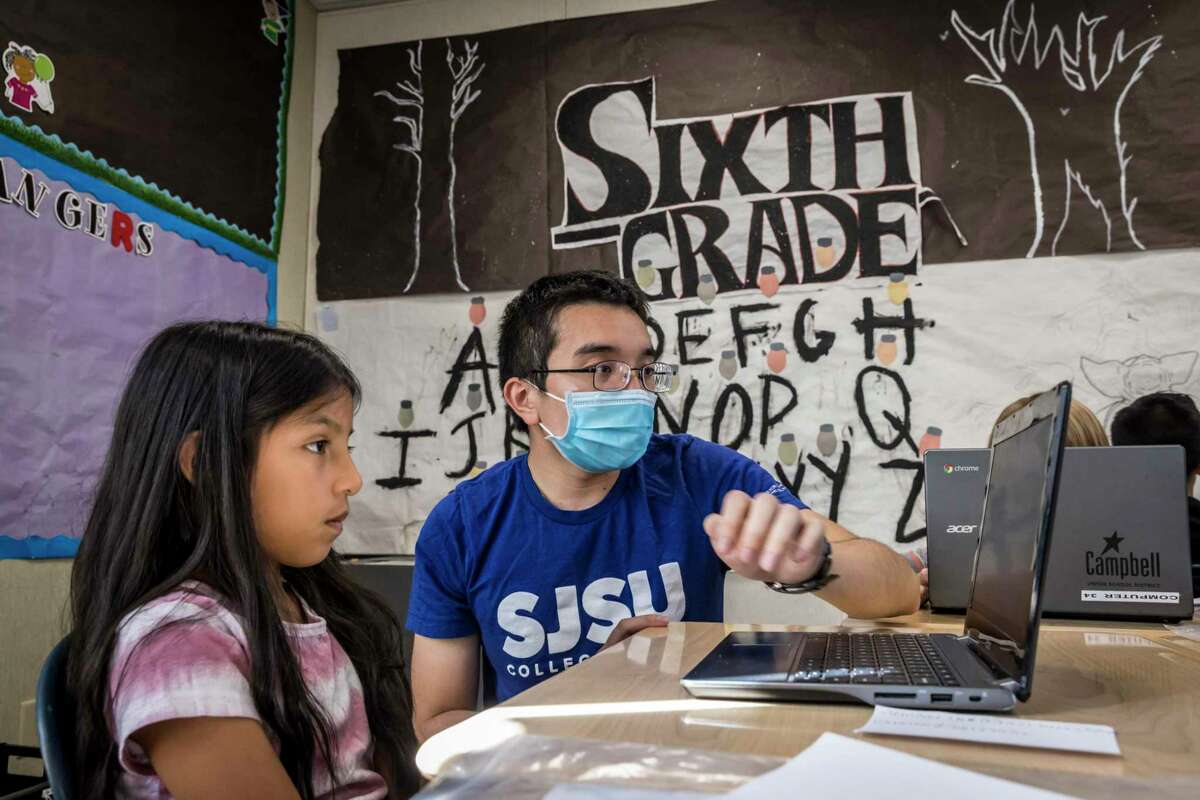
top-left (958, 633), bottom-right (1014, 684)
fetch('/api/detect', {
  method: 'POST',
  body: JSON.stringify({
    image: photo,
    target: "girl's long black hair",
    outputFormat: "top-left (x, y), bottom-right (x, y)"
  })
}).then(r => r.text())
top-left (69, 320), bottom-right (421, 798)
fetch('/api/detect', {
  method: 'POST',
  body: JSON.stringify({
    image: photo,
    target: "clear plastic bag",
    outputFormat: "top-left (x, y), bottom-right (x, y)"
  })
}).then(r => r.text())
top-left (416, 733), bottom-right (784, 798)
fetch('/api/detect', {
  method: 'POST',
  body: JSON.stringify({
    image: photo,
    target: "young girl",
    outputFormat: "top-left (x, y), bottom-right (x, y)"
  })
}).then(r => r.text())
top-left (68, 321), bottom-right (422, 799)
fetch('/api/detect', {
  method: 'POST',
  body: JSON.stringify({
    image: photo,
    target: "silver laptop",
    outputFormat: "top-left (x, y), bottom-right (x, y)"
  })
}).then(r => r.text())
top-left (926, 446), bottom-right (1194, 622)
top-left (682, 383), bottom-right (1072, 712)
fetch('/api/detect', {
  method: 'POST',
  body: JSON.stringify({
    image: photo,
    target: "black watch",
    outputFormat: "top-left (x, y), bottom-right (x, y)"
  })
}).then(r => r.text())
top-left (763, 537), bottom-right (837, 594)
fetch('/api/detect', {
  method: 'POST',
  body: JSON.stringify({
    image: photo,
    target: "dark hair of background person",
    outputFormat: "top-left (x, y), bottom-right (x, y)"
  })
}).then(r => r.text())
top-left (1111, 392), bottom-right (1200, 475)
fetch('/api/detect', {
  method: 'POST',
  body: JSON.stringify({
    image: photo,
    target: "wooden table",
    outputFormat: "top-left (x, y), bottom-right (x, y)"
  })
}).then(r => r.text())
top-left (417, 613), bottom-right (1200, 798)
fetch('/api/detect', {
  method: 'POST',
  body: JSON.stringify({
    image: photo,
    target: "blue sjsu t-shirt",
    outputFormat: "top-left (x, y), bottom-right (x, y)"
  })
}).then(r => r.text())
top-left (406, 433), bottom-right (808, 701)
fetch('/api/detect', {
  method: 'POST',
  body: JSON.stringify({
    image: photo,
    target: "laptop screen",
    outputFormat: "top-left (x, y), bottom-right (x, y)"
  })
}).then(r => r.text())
top-left (963, 398), bottom-right (1063, 695)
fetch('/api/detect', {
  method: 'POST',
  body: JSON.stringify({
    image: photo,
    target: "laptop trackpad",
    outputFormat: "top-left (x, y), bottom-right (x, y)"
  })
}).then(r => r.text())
top-left (688, 632), bottom-right (800, 682)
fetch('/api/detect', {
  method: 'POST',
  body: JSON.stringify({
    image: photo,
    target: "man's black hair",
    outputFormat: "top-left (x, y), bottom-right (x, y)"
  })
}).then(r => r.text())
top-left (498, 270), bottom-right (652, 432)
top-left (1111, 392), bottom-right (1200, 475)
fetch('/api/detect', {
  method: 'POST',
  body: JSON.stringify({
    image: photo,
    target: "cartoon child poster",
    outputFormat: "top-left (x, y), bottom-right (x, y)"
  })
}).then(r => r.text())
top-left (3, 42), bottom-right (55, 114)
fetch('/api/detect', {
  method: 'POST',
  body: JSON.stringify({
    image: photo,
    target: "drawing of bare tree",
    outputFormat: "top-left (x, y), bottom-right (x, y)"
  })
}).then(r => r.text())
top-left (375, 41), bottom-right (424, 293)
top-left (951, 2), bottom-right (1162, 257)
top-left (446, 38), bottom-right (485, 292)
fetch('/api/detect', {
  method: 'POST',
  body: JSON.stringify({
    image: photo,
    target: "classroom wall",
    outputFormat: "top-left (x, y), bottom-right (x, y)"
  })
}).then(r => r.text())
top-left (303, 0), bottom-right (714, 321)
top-left (0, 560), bottom-right (71, 757)
top-left (279, 0), bottom-right (320, 329)
top-left (0, 0), bottom-right (320, 752)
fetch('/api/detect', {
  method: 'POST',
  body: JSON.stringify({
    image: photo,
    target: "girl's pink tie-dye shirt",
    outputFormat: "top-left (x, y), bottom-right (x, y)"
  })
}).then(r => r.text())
top-left (108, 582), bottom-right (387, 799)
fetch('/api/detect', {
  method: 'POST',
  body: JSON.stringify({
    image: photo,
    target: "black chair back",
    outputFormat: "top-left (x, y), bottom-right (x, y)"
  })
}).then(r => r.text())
top-left (36, 637), bottom-right (75, 800)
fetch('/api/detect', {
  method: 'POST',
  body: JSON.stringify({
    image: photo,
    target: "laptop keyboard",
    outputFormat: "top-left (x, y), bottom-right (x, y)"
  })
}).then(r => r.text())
top-left (788, 633), bottom-right (960, 686)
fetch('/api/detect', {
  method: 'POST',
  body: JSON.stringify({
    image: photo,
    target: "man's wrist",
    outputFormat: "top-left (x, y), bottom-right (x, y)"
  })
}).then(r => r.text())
top-left (763, 538), bottom-right (836, 594)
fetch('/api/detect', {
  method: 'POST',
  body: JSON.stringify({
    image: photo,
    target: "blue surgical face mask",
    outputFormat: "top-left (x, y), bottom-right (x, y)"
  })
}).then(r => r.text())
top-left (534, 386), bottom-right (656, 473)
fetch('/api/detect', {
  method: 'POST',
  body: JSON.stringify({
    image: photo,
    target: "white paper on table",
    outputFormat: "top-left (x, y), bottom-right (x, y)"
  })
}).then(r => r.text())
top-left (1164, 621), bottom-right (1200, 642)
top-left (726, 732), bottom-right (1079, 799)
top-left (855, 705), bottom-right (1121, 755)
top-left (1082, 632), bottom-right (1160, 648)
top-left (544, 786), bottom-right (709, 799)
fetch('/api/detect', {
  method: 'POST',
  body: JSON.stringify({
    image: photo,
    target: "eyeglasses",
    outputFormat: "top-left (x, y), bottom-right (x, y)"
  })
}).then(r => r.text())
top-left (529, 361), bottom-right (679, 393)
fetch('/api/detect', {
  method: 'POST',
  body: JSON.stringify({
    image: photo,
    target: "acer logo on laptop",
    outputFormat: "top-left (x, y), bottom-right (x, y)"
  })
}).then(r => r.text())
top-left (943, 464), bottom-right (981, 474)
top-left (946, 524), bottom-right (978, 534)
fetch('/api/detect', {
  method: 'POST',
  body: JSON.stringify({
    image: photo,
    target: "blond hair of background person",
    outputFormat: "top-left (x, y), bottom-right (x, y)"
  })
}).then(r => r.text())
top-left (988, 396), bottom-right (1110, 448)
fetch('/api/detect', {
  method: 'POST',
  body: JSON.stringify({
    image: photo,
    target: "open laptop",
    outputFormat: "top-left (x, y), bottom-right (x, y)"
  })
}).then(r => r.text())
top-left (681, 382), bottom-right (1072, 712)
top-left (926, 446), bottom-right (1194, 621)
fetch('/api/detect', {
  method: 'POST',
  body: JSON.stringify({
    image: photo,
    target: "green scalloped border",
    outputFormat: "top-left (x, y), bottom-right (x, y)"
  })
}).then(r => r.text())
top-left (269, 0), bottom-right (296, 254)
top-left (0, 3), bottom-right (296, 261)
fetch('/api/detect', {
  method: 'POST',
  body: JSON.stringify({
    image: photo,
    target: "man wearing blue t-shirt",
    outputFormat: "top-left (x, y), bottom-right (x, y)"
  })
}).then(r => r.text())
top-left (408, 271), bottom-right (920, 741)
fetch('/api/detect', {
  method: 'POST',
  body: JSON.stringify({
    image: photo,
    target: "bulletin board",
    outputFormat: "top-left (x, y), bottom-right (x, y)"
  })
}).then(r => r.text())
top-left (0, 1), bottom-right (295, 556)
